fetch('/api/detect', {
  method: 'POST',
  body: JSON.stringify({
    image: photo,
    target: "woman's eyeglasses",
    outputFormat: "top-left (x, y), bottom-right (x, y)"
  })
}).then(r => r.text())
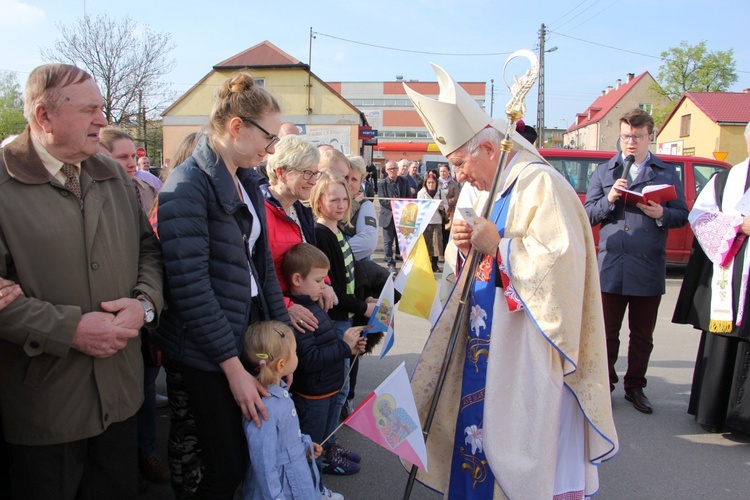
top-left (239, 116), bottom-right (280, 152)
top-left (301, 170), bottom-right (323, 181)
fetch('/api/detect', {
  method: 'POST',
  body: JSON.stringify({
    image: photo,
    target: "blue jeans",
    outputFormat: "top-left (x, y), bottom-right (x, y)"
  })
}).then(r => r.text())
top-left (325, 318), bottom-right (353, 446)
top-left (293, 393), bottom-right (337, 491)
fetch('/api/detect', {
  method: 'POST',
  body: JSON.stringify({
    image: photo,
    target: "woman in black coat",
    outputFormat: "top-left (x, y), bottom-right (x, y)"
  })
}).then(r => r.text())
top-left (156, 72), bottom-right (290, 498)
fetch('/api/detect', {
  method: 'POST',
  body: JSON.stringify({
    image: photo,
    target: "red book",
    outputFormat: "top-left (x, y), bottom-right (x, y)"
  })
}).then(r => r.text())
top-left (614, 184), bottom-right (677, 205)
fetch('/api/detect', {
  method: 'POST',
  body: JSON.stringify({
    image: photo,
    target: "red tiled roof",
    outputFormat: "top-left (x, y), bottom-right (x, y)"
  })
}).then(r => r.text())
top-left (656, 92), bottom-right (750, 136)
top-left (682, 92), bottom-right (750, 124)
top-left (568, 72), bottom-right (649, 132)
top-left (214, 40), bottom-right (303, 69)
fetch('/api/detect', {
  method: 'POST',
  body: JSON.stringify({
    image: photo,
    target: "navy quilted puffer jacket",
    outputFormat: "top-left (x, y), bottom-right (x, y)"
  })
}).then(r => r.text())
top-left (155, 135), bottom-right (290, 371)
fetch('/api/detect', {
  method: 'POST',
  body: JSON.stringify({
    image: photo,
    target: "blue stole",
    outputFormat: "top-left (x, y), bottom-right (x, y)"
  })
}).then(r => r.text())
top-left (447, 182), bottom-right (515, 499)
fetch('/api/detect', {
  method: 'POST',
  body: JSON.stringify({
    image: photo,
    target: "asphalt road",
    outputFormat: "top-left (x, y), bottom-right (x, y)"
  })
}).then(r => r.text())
top-left (145, 267), bottom-right (750, 499)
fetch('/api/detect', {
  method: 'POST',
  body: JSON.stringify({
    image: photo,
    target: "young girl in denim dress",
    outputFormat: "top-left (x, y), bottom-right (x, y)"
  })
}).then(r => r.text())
top-left (242, 320), bottom-right (331, 499)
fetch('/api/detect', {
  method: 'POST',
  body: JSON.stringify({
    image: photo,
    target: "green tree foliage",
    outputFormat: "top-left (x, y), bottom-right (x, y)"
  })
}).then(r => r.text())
top-left (0, 71), bottom-right (27, 141)
top-left (651, 41), bottom-right (738, 127)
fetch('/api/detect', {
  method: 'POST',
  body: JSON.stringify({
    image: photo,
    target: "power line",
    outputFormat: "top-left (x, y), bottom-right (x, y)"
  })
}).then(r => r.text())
top-left (547, 0), bottom-right (591, 29)
top-left (313, 31), bottom-right (513, 57)
top-left (553, 0), bottom-right (603, 32)
top-left (557, 0), bottom-right (618, 35)
top-left (548, 30), bottom-right (661, 59)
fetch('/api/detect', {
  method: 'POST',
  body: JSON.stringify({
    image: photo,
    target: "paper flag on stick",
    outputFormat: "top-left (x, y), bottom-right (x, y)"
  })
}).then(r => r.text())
top-left (365, 275), bottom-right (396, 359)
top-left (394, 235), bottom-right (441, 324)
top-left (344, 362), bottom-right (428, 471)
top-left (391, 198), bottom-right (441, 259)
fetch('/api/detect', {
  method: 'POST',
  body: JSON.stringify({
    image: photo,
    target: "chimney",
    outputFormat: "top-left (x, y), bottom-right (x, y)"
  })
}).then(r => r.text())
top-left (744, 88), bottom-right (750, 93)
top-left (601, 90), bottom-right (605, 97)
top-left (605, 86), bottom-right (613, 94)
top-left (615, 79), bottom-right (622, 90)
top-left (626, 73), bottom-right (635, 83)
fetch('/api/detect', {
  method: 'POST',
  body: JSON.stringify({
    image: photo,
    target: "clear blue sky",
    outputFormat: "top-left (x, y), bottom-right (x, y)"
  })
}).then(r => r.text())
top-left (1, 0), bottom-right (747, 134)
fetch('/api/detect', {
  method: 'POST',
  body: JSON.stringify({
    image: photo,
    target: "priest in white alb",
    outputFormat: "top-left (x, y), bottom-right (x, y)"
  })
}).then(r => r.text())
top-left (401, 64), bottom-right (618, 499)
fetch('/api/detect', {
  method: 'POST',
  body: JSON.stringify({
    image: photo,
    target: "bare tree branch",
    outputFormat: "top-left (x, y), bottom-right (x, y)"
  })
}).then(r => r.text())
top-left (42, 14), bottom-right (177, 126)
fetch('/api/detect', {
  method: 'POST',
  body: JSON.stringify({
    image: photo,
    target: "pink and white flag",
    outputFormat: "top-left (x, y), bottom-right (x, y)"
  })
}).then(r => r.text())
top-left (344, 362), bottom-right (428, 471)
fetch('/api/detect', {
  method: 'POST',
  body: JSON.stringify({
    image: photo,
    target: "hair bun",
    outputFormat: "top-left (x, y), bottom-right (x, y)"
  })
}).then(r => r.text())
top-left (229, 73), bottom-right (255, 94)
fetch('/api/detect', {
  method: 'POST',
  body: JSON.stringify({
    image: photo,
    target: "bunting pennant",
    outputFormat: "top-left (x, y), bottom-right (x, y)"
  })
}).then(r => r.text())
top-left (391, 198), bottom-right (441, 259)
top-left (365, 275), bottom-right (396, 359)
top-left (344, 362), bottom-right (428, 471)
top-left (394, 235), bottom-right (441, 324)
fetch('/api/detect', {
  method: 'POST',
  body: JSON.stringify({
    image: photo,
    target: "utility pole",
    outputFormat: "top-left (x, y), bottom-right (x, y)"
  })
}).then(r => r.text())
top-left (138, 88), bottom-right (147, 154)
top-left (490, 79), bottom-right (495, 116)
top-left (536, 23), bottom-right (546, 147)
top-left (307, 27), bottom-right (314, 115)
top-left (536, 24), bottom-right (558, 148)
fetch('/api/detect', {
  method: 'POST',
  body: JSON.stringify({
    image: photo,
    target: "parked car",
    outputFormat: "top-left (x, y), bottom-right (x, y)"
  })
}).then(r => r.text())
top-left (540, 149), bottom-right (731, 264)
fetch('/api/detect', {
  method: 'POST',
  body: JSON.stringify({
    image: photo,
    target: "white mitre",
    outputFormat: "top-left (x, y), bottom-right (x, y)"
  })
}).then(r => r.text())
top-left (403, 63), bottom-right (541, 160)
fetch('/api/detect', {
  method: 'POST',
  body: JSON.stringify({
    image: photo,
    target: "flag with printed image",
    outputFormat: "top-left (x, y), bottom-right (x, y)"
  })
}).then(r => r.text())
top-left (344, 362), bottom-right (428, 471)
top-left (391, 198), bottom-right (442, 324)
top-left (394, 236), bottom-right (441, 323)
top-left (391, 199), bottom-right (441, 259)
top-left (365, 275), bottom-right (397, 359)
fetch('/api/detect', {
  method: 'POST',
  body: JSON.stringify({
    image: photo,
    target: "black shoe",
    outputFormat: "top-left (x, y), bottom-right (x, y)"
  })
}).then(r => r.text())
top-left (624, 388), bottom-right (653, 414)
top-left (139, 455), bottom-right (171, 483)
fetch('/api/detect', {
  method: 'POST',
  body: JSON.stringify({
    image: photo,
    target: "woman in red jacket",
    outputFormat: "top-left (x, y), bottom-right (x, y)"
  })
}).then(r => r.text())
top-left (263, 135), bottom-right (336, 333)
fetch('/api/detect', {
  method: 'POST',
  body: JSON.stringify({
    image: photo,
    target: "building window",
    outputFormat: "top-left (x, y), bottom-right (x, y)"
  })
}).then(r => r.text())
top-left (347, 98), bottom-right (412, 107)
top-left (680, 114), bottom-right (691, 137)
top-left (638, 103), bottom-right (652, 115)
top-left (254, 78), bottom-right (265, 88)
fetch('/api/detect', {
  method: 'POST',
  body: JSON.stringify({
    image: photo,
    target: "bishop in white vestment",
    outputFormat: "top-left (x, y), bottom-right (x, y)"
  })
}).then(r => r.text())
top-left (402, 64), bottom-right (618, 499)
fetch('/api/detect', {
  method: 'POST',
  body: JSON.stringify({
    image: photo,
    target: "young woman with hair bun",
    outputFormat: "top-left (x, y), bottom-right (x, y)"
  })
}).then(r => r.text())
top-left (156, 72), bottom-right (291, 498)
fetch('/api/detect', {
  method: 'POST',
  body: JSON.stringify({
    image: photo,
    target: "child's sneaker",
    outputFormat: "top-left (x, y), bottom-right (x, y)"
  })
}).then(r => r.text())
top-left (321, 445), bottom-right (360, 475)
top-left (329, 442), bottom-right (361, 464)
top-left (321, 486), bottom-right (344, 499)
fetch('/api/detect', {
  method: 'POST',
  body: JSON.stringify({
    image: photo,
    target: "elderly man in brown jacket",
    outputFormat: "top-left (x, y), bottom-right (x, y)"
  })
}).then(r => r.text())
top-left (0, 64), bottom-right (163, 499)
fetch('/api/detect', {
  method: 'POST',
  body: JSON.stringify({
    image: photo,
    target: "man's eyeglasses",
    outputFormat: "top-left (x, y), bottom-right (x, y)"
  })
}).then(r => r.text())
top-left (620, 133), bottom-right (649, 143)
top-left (301, 170), bottom-right (322, 181)
top-left (239, 116), bottom-right (280, 152)
top-left (386, 167), bottom-right (398, 171)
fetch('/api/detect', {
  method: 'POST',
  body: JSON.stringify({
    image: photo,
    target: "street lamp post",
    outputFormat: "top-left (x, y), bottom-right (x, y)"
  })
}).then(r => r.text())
top-left (536, 23), bottom-right (557, 148)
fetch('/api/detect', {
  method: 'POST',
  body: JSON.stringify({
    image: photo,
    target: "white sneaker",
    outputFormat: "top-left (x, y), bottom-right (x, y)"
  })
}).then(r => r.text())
top-left (321, 486), bottom-right (344, 500)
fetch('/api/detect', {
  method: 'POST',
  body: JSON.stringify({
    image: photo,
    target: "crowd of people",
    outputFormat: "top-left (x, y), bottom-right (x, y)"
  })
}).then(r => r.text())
top-left (0, 61), bottom-right (748, 500)
top-left (0, 63), bottom-right (457, 500)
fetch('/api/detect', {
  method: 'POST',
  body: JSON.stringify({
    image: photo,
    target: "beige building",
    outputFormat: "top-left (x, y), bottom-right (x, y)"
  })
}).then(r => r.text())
top-left (564, 72), bottom-right (668, 151)
top-left (657, 91), bottom-right (750, 165)
top-left (162, 41), bottom-right (365, 162)
top-left (328, 80), bottom-right (486, 164)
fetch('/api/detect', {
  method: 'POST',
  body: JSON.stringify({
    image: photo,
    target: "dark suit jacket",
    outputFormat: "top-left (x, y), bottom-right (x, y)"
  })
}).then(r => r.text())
top-left (378, 176), bottom-right (410, 228)
top-left (584, 153), bottom-right (688, 296)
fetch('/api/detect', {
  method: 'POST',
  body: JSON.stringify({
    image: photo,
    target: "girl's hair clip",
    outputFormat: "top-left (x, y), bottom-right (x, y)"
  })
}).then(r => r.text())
top-left (256, 352), bottom-right (273, 362)
top-left (273, 327), bottom-right (286, 338)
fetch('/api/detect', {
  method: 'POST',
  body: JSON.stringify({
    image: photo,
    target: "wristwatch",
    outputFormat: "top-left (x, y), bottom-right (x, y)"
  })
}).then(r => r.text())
top-left (138, 298), bottom-right (156, 325)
